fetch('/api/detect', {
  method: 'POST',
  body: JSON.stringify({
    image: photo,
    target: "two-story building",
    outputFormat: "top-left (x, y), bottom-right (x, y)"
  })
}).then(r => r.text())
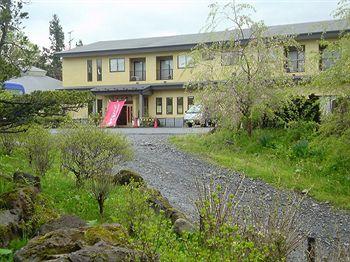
top-left (57, 19), bottom-right (349, 127)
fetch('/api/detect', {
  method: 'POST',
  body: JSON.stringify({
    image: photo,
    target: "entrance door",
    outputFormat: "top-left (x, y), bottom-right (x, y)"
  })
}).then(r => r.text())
top-left (117, 106), bottom-right (127, 125)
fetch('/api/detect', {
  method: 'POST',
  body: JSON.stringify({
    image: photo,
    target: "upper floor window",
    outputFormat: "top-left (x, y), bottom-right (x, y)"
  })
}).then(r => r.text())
top-left (285, 46), bottom-right (305, 73)
top-left (110, 58), bottom-right (125, 72)
top-left (221, 51), bottom-right (241, 66)
top-left (177, 55), bottom-right (193, 69)
top-left (157, 57), bottom-right (173, 80)
top-left (319, 45), bottom-right (340, 71)
top-left (96, 59), bottom-right (102, 81)
top-left (87, 60), bottom-right (92, 82)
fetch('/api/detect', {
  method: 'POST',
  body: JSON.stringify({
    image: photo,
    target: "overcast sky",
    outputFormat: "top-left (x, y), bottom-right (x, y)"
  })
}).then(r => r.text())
top-left (23, 0), bottom-right (340, 49)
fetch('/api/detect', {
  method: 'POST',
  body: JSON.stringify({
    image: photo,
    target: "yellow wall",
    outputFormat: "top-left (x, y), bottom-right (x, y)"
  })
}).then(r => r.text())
top-left (62, 39), bottom-right (326, 88)
top-left (62, 50), bottom-right (192, 87)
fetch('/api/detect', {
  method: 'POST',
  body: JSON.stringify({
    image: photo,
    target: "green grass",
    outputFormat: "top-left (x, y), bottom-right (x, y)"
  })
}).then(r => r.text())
top-left (170, 128), bottom-right (350, 210)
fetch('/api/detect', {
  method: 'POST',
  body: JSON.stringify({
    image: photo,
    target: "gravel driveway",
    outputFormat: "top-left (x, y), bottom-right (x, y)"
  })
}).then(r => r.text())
top-left (116, 129), bottom-right (350, 261)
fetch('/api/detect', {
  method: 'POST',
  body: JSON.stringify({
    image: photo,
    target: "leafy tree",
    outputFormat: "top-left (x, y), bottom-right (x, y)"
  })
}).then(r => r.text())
top-left (0, 0), bottom-right (39, 83)
top-left (188, 1), bottom-right (298, 135)
top-left (90, 174), bottom-right (113, 215)
top-left (0, 90), bottom-right (94, 133)
top-left (59, 125), bottom-right (132, 186)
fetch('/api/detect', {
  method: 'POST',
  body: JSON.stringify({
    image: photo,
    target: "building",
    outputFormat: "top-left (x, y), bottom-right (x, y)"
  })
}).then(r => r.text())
top-left (57, 19), bottom-right (349, 127)
top-left (4, 66), bottom-right (62, 94)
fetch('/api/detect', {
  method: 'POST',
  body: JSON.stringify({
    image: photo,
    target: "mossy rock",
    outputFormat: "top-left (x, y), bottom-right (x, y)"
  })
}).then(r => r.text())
top-left (84, 224), bottom-right (129, 246)
top-left (114, 170), bottom-right (144, 186)
top-left (13, 171), bottom-right (41, 190)
top-left (37, 215), bottom-right (86, 236)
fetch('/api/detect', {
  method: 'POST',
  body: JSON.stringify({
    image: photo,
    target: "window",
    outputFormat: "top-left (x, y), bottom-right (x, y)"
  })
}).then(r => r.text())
top-left (202, 51), bottom-right (215, 61)
top-left (87, 60), bottom-right (92, 82)
top-left (143, 97), bottom-right (149, 116)
top-left (96, 59), bottom-right (102, 81)
top-left (177, 55), bottom-right (193, 69)
top-left (221, 51), bottom-right (240, 66)
top-left (177, 97), bottom-right (184, 114)
top-left (156, 97), bottom-right (162, 115)
top-left (109, 58), bottom-right (125, 72)
top-left (166, 97), bottom-right (173, 114)
top-left (187, 96), bottom-right (194, 110)
top-left (285, 46), bottom-right (305, 73)
top-left (97, 99), bottom-right (103, 115)
top-left (319, 45), bottom-right (339, 71)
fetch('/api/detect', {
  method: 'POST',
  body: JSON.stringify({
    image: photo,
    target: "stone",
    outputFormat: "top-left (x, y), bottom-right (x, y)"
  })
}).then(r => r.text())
top-left (173, 218), bottom-right (195, 235)
top-left (14, 224), bottom-right (131, 262)
top-left (13, 171), bottom-right (41, 191)
top-left (114, 169), bottom-right (144, 186)
top-left (0, 209), bottom-right (20, 247)
top-left (37, 215), bottom-right (87, 236)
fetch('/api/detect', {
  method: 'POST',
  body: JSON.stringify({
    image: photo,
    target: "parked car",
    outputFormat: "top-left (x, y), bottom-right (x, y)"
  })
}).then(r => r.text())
top-left (184, 105), bottom-right (213, 127)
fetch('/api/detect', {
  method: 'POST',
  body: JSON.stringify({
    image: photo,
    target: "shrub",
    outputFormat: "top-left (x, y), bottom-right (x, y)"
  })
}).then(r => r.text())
top-left (287, 121), bottom-right (318, 141)
top-left (59, 125), bottom-right (132, 186)
top-left (0, 133), bottom-right (17, 155)
top-left (259, 133), bottom-right (276, 148)
top-left (23, 126), bottom-right (53, 176)
top-left (89, 173), bottom-right (114, 215)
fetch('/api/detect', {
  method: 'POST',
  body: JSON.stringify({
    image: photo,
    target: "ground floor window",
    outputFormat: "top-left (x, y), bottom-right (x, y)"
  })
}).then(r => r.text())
top-left (166, 97), bottom-right (173, 114)
top-left (177, 97), bottom-right (183, 114)
top-left (97, 99), bottom-right (103, 115)
top-left (143, 96), bottom-right (149, 116)
top-left (187, 96), bottom-right (194, 110)
top-left (156, 97), bottom-right (162, 115)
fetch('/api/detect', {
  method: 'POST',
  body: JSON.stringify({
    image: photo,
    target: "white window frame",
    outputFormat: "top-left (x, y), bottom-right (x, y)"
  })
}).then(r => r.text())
top-left (109, 58), bottom-right (125, 72)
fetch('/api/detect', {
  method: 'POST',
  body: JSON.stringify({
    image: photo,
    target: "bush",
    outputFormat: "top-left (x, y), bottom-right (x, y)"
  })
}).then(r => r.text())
top-left (59, 125), bottom-right (132, 186)
top-left (0, 133), bottom-right (17, 155)
top-left (262, 95), bottom-right (320, 128)
top-left (23, 126), bottom-right (53, 176)
top-left (89, 173), bottom-right (114, 215)
top-left (287, 121), bottom-right (318, 141)
top-left (258, 133), bottom-right (276, 148)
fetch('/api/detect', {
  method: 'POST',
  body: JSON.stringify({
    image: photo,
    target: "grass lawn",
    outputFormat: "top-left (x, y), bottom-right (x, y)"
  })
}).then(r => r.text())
top-left (170, 128), bottom-right (350, 210)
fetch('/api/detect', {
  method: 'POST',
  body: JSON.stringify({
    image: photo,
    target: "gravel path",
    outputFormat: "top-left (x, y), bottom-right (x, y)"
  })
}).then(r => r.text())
top-left (119, 133), bottom-right (350, 261)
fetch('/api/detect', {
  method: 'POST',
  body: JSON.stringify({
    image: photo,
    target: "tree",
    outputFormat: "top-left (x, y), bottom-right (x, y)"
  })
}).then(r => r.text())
top-left (36, 14), bottom-right (65, 80)
top-left (188, 1), bottom-right (298, 135)
top-left (90, 174), bottom-right (113, 215)
top-left (0, 89), bottom-right (94, 133)
top-left (59, 125), bottom-right (132, 186)
top-left (0, 0), bottom-right (39, 83)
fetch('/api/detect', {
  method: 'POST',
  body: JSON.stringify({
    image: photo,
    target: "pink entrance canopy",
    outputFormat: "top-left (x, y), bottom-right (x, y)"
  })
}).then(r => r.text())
top-left (101, 100), bottom-right (126, 127)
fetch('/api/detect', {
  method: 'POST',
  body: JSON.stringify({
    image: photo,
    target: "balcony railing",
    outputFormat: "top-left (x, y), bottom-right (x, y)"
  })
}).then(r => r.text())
top-left (157, 69), bottom-right (173, 80)
top-left (130, 70), bottom-right (146, 81)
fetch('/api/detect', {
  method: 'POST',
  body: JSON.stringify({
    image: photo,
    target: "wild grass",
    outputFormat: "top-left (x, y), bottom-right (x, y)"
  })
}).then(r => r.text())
top-left (170, 128), bottom-right (350, 209)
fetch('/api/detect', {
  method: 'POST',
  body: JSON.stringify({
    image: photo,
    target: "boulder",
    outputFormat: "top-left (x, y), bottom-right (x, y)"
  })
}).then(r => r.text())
top-left (37, 215), bottom-right (87, 236)
top-left (47, 241), bottom-right (149, 262)
top-left (13, 171), bottom-right (41, 191)
top-left (173, 218), bottom-right (195, 235)
top-left (146, 188), bottom-right (186, 224)
top-left (114, 170), bottom-right (144, 186)
top-left (0, 186), bottom-right (37, 220)
top-left (14, 224), bottom-right (131, 262)
top-left (0, 209), bottom-right (20, 247)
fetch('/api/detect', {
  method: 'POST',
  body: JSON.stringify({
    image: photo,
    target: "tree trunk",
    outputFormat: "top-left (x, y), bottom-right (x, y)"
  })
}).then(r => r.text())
top-left (98, 195), bottom-right (104, 215)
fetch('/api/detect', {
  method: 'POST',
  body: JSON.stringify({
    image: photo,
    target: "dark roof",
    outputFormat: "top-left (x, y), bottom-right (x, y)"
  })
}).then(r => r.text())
top-left (57, 19), bottom-right (349, 57)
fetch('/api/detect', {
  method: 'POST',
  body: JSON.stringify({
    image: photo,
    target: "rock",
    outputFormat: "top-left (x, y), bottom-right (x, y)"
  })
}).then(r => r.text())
top-left (0, 187), bottom-right (37, 220)
top-left (49, 241), bottom-right (149, 262)
top-left (14, 224), bottom-right (131, 262)
top-left (146, 188), bottom-right (186, 224)
top-left (114, 169), bottom-right (144, 186)
top-left (13, 171), bottom-right (41, 191)
top-left (37, 215), bottom-right (87, 236)
top-left (173, 218), bottom-right (195, 235)
top-left (0, 209), bottom-right (20, 247)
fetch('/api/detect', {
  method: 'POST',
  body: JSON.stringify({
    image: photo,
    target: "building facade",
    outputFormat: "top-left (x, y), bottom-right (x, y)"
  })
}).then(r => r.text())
top-left (57, 20), bottom-right (349, 127)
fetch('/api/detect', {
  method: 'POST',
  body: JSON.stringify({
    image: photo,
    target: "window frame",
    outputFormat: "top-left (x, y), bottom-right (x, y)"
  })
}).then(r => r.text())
top-left (177, 97), bottom-right (184, 114)
top-left (109, 58), bottom-right (125, 72)
top-left (156, 97), bottom-right (162, 115)
top-left (221, 51), bottom-right (241, 66)
top-left (319, 45), bottom-right (339, 71)
top-left (285, 46), bottom-right (305, 73)
top-left (166, 97), bottom-right (173, 115)
top-left (187, 96), bottom-right (194, 110)
top-left (87, 60), bottom-right (92, 82)
top-left (177, 54), bottom-right (193, 69)
top-left (96, 59), bottom-right (102, 81)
